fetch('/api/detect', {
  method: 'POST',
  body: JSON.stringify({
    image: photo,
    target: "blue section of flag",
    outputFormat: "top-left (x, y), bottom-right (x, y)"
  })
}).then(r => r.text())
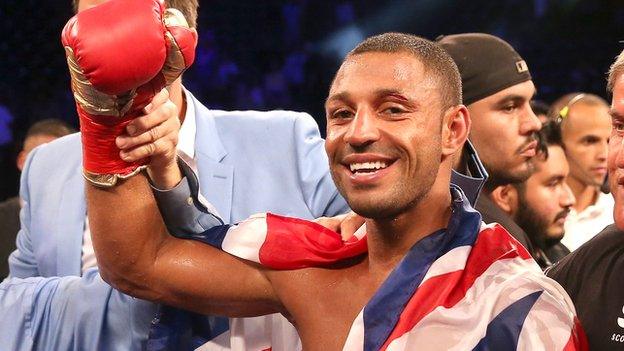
top-left (178, 224), bottom-right (233, 248)
top-left (147, 305), bottom-right (230, 351)
top-left (472, 290), bottom-right (543, 351)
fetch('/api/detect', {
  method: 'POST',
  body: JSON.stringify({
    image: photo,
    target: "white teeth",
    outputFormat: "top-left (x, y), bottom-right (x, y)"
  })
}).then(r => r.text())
top-left (349, 161), bottom-right (388, 172)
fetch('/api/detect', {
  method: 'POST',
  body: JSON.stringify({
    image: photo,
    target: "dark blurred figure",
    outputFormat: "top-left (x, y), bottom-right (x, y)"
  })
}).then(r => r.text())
top-left (0, 119), bottom-right (73, 278)
top-left (489, 123), bottom-right (574, 267)
top-left (530, 99), bottom-right (550, 125)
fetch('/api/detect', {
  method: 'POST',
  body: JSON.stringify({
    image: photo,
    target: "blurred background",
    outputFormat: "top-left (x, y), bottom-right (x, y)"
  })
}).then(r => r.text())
top-left (0, 0), bottom-right (623, 200)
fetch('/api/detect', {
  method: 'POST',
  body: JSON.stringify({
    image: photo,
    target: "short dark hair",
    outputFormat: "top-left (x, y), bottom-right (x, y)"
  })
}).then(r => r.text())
top-left (535, 120), bottom-right (563, 160)
top-left (72, 0), bottom-right (199, 29)
top-left (530, 100), bottom-right (550, 117)
top-left (346, 32), bottom-right (462, 110)
top-left (26, 119), bottom-right (75, 139)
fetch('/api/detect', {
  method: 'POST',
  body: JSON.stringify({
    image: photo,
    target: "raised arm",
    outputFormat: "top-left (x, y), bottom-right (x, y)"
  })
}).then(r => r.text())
top-left (63, 0), bottom-right (283, 318)
top-left (87, 92), bottom-right (281, 318)
top-left (87, 170), bottom-right (281, 317)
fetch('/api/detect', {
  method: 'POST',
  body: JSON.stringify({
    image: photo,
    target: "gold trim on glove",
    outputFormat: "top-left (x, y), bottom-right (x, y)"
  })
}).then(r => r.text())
top-left (83, 165), bottom-right (147, 188)
top-left (64, 47), bottom-right (136, 117)
top-left (162, 8), bottom-right (191, 85)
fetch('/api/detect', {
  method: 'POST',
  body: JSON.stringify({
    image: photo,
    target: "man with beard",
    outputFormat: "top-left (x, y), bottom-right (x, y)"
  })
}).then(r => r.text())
top-left (489, 123), bottom-right (575, 267)
top-left (549, 93), bottom-right (613, 251)
top-left (547, 49), bottom-right (624, 350)
top-left (437, 33), bottom-right (543, 260)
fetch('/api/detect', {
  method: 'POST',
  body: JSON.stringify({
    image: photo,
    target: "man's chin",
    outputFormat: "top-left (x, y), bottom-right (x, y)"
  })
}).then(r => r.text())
top-left (544, 230), bottom-right (564, 246)
top-left (347, 197), bottom-right (407, 220)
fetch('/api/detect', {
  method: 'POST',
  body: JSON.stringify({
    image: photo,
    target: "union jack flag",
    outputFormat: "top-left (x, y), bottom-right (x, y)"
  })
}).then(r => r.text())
top-left (156, 187), bottom-right (587, 351)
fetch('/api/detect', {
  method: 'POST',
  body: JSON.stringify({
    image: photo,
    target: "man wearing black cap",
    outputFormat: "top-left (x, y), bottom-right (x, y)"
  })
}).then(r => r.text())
top-left (438, 33), bottom-right (543, 263)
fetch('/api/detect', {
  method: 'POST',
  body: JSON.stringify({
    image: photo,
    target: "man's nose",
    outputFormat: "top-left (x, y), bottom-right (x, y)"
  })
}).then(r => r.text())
top-left (344, 108), bottom-right (380, 147)
top-left (597, 140), bottom-right (609, 161)
top-left (520, 105), bottom-right (542, 135)
top-left (561, 183), bottom-right (576, 208)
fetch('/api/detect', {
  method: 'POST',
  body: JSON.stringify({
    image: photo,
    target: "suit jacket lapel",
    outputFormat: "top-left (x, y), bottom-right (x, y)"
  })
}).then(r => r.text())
top-left (56, 162), bottom-right (86, 276)
top-left (190, 94), bottom-right (233, 223)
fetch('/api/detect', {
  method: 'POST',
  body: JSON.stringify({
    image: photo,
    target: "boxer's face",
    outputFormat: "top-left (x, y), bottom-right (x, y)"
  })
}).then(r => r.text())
top-left (325, 52), bottom-right (444, 219)
top-left (608, 74), bottom-right (624, 229)
top-left (77, 0), bottom-right (108, 12)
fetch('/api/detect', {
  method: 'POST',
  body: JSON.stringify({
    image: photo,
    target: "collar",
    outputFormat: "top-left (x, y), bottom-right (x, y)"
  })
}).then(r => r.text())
top-left (177, 88), bottom-right (197, 158)
top-left (451, 140), bottom-right (488, 207)
top-left (571, 191), bottom-right (614, 218)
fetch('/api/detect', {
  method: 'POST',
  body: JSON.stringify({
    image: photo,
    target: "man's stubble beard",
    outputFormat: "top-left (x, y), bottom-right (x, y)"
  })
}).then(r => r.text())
top-left (484, 159), bottom-right (535, 192)
top-left (332, 153), bottom-right (441, 222)
top-left (514, 195), bottom-right (565, 250)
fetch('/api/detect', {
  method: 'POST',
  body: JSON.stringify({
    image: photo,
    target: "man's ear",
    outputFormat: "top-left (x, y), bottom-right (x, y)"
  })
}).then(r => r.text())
top-left (441, 105), bottom-right (470, 157)
top-left (16, 150), bottom-right (26, 172)
top-left (489, 185), bottom-right (519, 215)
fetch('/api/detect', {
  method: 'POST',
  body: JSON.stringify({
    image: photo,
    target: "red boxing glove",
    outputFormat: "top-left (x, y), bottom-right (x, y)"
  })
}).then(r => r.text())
top-left (62, 0), bottom-right (196, 186)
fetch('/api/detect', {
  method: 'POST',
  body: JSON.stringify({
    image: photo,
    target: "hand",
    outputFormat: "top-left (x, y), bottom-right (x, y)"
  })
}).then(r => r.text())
top-left (314, 211), bottom-right (365, 241)
top-left (62, 0), bottom-right (196, 187)
top-left (115, 88), bottom-right (182, 190)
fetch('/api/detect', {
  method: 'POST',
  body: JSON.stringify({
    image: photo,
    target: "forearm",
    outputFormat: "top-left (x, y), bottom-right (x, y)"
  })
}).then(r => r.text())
top-left (87, 173), bottom-right (170, 300)
top-left (87, 173), bottom-right (280, 317)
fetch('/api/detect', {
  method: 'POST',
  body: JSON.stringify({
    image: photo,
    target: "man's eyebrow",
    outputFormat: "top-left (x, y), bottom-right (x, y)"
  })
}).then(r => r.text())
top-left (374, 89), bottom-right (408, 100)
top-left (325, 89), bottom-right (416, 106)
top-left (549, 175), bottom-right (565, 182)
top-left (325, 92), bottom-right (350, 105)
top-left (609, 108), bottom-right (624, 120)
top-left (498, 93), bottom-right (534, 104)
top-left (374, 89), bottom-right (420, 109)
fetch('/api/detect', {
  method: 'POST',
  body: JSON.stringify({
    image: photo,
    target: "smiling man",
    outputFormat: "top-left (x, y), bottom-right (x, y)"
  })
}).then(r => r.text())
top-left (84, 33), bottom-right (583, 350)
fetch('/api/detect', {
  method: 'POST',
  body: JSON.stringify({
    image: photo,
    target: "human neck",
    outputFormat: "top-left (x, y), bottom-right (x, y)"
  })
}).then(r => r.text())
top-left (567, 176), bottom-right (598, 212)
top-left (364, 183), bottom-right (452, 275)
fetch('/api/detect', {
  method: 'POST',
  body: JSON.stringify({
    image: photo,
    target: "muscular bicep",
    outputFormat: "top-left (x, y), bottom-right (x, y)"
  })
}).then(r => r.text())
top-left (87, 174), bottom-right (284, 319)
top-left (149, 236), bottom-right (284, 317)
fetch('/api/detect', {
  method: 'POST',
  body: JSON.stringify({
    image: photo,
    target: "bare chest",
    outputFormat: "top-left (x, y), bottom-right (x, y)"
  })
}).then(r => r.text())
top-left (271, 264), bottom-right (383, 351)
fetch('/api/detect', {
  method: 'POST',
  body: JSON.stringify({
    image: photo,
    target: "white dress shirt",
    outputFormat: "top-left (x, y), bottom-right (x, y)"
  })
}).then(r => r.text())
top-left (562, 192), bottom-right (614, 252)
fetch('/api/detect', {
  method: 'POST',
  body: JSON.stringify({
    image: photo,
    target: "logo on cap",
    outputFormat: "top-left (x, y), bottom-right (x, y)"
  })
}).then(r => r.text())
top-left (516, 60), bottom-right (528, 73)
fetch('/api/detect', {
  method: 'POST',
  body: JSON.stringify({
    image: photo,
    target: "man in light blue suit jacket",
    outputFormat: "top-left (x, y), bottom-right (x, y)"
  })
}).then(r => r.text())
top-left (0, 89), bottom-right (349, 350)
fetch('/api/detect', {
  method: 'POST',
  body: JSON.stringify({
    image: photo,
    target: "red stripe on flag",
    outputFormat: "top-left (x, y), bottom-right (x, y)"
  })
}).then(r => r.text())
top-left (380, 225), bottom-right (532, 350)
top-left (563, 317), bottom-right (589, 351)
top-left (259, 214), bottom-right (368, 269)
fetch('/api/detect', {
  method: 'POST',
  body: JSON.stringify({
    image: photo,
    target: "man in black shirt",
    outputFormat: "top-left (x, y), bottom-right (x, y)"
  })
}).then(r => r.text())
top-left (547, 48), bottom-right (624, 350)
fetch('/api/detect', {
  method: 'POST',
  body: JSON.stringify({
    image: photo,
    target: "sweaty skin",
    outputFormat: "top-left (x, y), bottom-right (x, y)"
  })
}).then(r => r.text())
top-left (87, 51), bottom-right (469, 350)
